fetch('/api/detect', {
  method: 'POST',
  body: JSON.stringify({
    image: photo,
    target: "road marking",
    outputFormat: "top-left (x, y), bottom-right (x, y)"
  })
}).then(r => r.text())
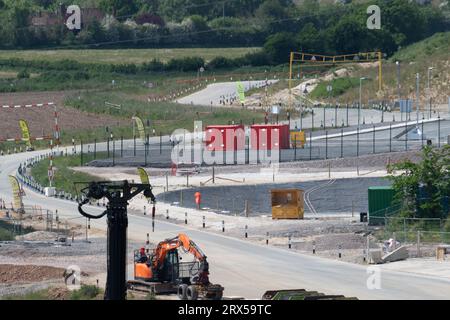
top-left (304, 179), bottom-right (336, 215)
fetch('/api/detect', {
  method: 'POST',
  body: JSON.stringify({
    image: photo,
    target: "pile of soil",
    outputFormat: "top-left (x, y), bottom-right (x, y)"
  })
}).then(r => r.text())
top-left (47, 286), bottom-right (71, 300)
top-left (15, 231), bottom-right (58, 241)
top-left (0, 264), bottom-right (65, 284)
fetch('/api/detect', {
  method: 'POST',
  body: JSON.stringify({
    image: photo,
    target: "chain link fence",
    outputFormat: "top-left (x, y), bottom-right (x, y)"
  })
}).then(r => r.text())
top-left (370, 215), bottom-right (450, 258)
top-left (80, 117), bottom-right (450, 166)
top-left (0, 202), bottom-right (89, 242)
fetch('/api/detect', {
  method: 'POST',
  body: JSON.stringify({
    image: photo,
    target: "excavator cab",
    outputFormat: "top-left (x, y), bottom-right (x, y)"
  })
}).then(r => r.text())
top-left (159, 249), bottom-right (180, 283)
top-left (133, 248), bottom-right (195, 283)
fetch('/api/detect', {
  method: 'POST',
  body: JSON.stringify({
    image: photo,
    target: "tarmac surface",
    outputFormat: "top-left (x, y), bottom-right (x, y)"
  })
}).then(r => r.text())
top-left (161, 177), bottom-right (391, 215)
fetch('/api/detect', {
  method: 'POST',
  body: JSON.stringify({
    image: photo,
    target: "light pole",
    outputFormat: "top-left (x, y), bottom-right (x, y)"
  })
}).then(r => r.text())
top-left (359, 77), bottom-right (366, 129)
top-left (416, 73), bottom-right (420, 125)
top-left (396, 61), bottom-right (401, 120)
top-left (427, 67), bottom-right (433, 90)
top-left (427, 67), bottom-right (433, 118)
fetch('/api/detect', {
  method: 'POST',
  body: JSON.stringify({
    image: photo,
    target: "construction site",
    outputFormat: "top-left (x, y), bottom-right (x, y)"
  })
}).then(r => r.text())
top-left (0, 0), bottom-right (450, 306)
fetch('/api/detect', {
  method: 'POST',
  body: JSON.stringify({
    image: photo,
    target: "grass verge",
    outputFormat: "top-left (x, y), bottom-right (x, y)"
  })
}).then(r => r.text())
top-left (2, 289), bottom-right (53, 300)
top-left (3, 285), bottom-right (103, 300)
top-left (0, 48), bottom-right (261, 65)
top-left (30, 153), bottom-right (103, 193)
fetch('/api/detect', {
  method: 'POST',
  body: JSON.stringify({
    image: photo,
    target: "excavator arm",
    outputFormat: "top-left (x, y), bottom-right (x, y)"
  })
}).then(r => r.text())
top-left (152, 233), bottom-right (207, 271)
top-left (178, 233), bottom-right (207, 262)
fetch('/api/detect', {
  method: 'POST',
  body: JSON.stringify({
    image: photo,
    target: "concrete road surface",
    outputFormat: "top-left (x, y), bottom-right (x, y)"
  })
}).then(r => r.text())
top-left (1, 145), bottom-right (450, 299)
top-left (177, 80), bottom-right (449, 132)
top-left (177, 80), bottom-right (277, 107)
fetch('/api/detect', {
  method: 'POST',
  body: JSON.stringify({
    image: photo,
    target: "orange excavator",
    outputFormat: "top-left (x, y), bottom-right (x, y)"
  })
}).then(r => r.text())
top-left (127, 233), bottom-right (224, 300)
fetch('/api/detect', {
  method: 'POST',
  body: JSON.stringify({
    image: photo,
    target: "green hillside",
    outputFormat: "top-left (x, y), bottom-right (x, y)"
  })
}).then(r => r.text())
top-left (323, 31), bottom-right (450, 106)
top-left (391, 32), bottom-right (450, 62)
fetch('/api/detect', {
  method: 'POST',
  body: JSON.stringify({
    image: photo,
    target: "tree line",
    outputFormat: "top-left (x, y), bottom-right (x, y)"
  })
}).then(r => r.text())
top-left (0, 0), bottom-right (448, 65)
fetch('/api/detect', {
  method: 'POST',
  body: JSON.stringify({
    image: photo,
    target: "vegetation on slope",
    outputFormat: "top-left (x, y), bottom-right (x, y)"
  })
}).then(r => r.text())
top-left (330, 31), bottom-right (450, 104)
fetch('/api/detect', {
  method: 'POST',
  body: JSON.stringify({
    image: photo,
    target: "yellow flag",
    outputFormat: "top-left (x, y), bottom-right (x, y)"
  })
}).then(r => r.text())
top-left (8, 175), bottom-right (23, 211)
top-left (137, 167), bottom-right (150, 185)
top-left (137, 167), bottom-right (152, 201)
top-left (236, 81), bottom-right (245, 104)
top-left (132, 116), bottom-right (146, 143)
top-left (19, 119), bottom-right (32, 149)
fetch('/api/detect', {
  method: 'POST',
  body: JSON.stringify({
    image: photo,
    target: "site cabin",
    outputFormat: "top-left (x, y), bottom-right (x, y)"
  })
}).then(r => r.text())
top-left (250, 124), bottom-right (290, 150)
top-left (205, 125), bottom-right (245, 151)
top-left (290, 130), bottom-right (306, 148)
top-left (271, 189), bottom-right (304, 220)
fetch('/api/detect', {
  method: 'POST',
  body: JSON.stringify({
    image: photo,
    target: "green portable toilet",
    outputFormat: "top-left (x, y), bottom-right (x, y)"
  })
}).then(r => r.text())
top-left (368, 186), bottom-right (395, 225)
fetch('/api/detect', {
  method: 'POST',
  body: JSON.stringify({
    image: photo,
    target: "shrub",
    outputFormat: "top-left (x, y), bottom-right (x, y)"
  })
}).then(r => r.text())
top-left (70, 285), bottom-right (101, 300)
top-left (0, 228), bottom-right (14, 241)
top-left (243, 51), bottom-right (271, 66)
top-left (17, 69), bottom-right (30, 79)
top-left (110, 63), bottom-right (138, 74)
top-left (141, 59), bottom-right (165, 72)
top-left (206, 56), bottom-right (236, 69)
top-left (72, 71), bottom-right (90, 80)
top-left (166, 56), bottom-right (205, 72)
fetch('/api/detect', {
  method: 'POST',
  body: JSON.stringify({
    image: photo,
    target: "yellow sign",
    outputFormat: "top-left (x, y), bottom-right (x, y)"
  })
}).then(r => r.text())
top-left (290, 131), bottom-right (306, 148)
top-left (19, 119), bottom-right (32, 149)
top-left (8, 175), bottom-right (23, 211)
top-left (132, 116), bottom-right (146, 143)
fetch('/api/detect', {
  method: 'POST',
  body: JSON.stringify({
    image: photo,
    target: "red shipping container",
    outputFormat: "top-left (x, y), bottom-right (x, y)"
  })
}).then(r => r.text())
top-left (205, 125), bottom-right (245, 151)
top-left (250, 124), bottom-right (290, 150)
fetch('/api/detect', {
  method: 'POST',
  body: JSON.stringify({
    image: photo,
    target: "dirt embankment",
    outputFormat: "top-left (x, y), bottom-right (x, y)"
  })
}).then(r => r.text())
top-left (0, 91), bottom-right (69, 106)
top-left (0, 91), bottom-right (128, 139)
top-left (0, 264), bottom-right (65, 284)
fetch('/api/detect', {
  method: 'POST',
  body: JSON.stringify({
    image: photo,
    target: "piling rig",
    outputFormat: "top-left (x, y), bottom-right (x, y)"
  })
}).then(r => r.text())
top-left (77, 180), bottom-right (155, 300)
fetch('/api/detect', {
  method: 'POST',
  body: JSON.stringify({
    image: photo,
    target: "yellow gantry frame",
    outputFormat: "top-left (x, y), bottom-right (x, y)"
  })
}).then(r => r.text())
top-left (288, 51), bottom-right (383, 109)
